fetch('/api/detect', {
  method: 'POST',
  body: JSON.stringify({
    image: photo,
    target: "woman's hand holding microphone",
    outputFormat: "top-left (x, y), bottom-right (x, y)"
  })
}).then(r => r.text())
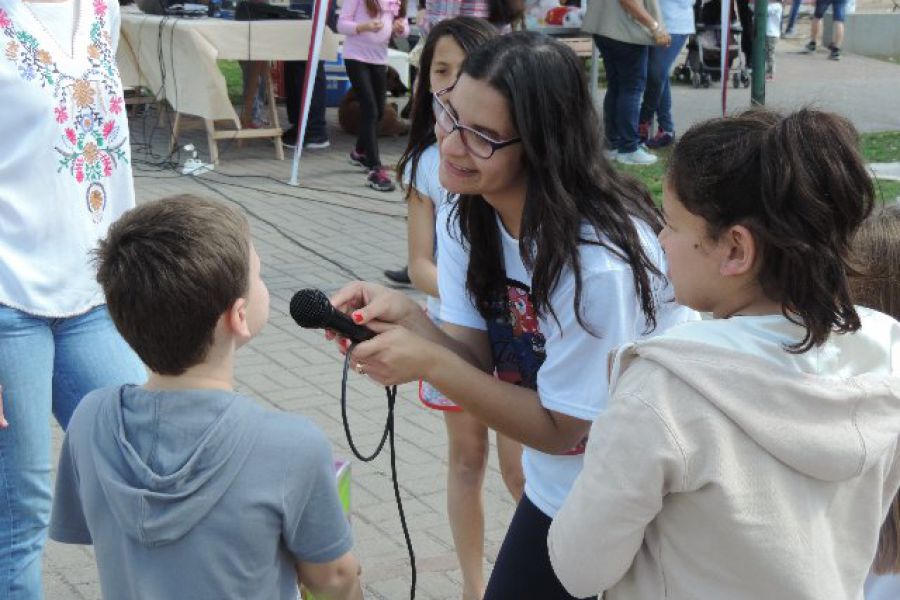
top-left (326, 282), bottom-right (446, 385)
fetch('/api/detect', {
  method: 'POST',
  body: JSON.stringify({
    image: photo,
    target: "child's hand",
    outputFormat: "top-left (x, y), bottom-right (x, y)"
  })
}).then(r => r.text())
top-left (0, 385), bottom-right (8, 429)
top-left (391, 18), bottom-right (405, 36)
top-left (357, 19), bottom-right (383, 33)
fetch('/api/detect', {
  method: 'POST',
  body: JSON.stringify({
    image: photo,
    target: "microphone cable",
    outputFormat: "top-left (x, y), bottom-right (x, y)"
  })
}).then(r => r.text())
top-left (340, 344), bottom-right (416, 599)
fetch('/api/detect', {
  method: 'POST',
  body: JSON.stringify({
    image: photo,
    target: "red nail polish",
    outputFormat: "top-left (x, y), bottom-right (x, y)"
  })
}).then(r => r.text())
top-left (352, 312), bottom-right (363, 324)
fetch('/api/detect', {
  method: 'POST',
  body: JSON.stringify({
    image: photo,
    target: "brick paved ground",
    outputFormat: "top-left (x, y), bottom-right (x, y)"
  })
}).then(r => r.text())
top-left (43, 33), bottom-right (899, 600)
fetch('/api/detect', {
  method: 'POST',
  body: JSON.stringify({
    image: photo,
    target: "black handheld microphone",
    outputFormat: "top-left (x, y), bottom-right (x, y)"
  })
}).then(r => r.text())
top-left (289, 289), bottom-right (376, 343)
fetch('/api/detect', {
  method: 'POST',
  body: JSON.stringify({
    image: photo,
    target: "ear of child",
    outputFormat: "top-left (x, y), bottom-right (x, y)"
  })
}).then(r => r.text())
top-left (719, 225), bottom-right (759, 278)
top-left (224, 297), bottom-right (253, 344)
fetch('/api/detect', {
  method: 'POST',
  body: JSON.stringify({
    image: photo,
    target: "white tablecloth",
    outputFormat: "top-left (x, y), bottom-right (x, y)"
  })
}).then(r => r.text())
top-left (116, 7), bottom-right (339, 124)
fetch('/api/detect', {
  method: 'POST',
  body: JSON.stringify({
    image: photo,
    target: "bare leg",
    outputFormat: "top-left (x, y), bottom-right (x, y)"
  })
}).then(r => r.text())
top-left (444, 410), bottom-right (489, 600)
top-left (810, 17), bottom-right (821, 44)
top-left (496, 433), bottom-right (524, 502)
top-left (833, 21), bottom-right (844, 48)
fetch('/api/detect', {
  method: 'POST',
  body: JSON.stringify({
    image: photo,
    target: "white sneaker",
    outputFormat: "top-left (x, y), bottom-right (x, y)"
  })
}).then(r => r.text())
top-left (616, 147), bottom-right (658, 165)
top-left (604, 148), bottom-right (618, 161)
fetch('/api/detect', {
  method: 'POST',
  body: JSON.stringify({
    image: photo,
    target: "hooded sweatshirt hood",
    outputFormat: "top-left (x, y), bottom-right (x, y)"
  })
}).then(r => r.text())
top-left (610, 307), bottom-right (900, 483)
top-left (89, 385), bottom-right (263, 547)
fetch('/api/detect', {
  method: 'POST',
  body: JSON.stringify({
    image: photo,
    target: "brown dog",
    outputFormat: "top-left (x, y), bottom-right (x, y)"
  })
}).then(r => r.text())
top-left (338, 66), bottom-right (410, 137)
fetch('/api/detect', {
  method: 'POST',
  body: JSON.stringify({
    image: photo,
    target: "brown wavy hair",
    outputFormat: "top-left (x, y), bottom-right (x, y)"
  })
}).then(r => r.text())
top-left (668, 108), bottom-right (875, 353)
top-left (851, 201), bottom-right (900, 574)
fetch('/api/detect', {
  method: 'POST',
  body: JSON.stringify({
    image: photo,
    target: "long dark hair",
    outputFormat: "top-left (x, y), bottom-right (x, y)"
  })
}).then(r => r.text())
top-left (396, 17), bottom-right (499, 197)
top-left (453, 32), bottom-right (662, 332)
top-left (668, 109), bottom-right (875, 353)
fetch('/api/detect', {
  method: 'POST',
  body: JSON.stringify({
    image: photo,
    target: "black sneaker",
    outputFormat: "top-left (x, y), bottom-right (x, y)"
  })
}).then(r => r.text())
top-left (804, 40), bottom-right (817, 53)
top-left (281, 127), bottom-right (299, 149)
top-left (367, 167), bottom-right (395, 192)
top-left (829, 45), bottom-right (841, 61)
top-left (305, 136), bottom-right (330, 149)
top-left (282, 129), bottom-right (331, 149)
top-left (384, 266), bottom-right (411, 285)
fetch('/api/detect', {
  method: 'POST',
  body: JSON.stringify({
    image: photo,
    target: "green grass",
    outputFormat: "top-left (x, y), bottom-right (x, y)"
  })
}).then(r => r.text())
top-left (615, 132), bottom-right (900, 205)
top-left (219, 60), bottom-right (244, 106)
top-left (615, 148), bottom-right (671, 204)
top-left (860, 131), bottom-right (900, 163)
top-left (875, 180), bottom-right (900, 203)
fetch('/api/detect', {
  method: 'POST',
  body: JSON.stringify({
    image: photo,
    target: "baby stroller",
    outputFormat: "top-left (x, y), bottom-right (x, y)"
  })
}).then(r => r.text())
top-left (673, 0), bottom-right (751, 89)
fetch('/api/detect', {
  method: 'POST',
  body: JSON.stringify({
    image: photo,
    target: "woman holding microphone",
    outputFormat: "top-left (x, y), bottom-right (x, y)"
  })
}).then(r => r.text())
top-left (329, 32), bottom-right (695, 599)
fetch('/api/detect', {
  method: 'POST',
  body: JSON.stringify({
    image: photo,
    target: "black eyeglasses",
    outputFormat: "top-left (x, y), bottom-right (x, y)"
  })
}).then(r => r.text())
top-left (432, 86), bottom-right (521, 159)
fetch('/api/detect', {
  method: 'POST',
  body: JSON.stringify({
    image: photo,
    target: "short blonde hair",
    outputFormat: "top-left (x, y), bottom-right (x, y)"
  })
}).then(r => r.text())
top-left (851, 200), bottom-right (900, 574)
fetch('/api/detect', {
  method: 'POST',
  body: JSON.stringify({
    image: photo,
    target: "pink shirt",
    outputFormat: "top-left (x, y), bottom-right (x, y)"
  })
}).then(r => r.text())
top-left (337, 0), bottom-right (408, 64)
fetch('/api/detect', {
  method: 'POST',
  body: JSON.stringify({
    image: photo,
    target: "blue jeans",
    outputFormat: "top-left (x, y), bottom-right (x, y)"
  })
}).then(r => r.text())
top-left (640, 34), bottom-right (689, 134)
top-left (814, 0), bottom-right (846, 21)
top-left (0, 305), bottom-right (145, 599)
top-left (594, 35), bottom-right (649, 154)
top-left (785, 0), bottom-right (802, 32)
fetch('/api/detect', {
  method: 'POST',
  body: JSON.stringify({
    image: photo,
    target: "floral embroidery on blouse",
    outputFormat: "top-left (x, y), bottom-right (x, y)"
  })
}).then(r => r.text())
top-left (0, 0), bottom-right (127, 224)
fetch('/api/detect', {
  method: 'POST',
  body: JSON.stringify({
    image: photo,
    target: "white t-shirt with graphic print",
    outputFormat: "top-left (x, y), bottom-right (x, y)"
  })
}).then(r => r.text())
top-left (438, 201), bottom-right (698, 517)
top-left (0, 0), bottom-right (133, 317)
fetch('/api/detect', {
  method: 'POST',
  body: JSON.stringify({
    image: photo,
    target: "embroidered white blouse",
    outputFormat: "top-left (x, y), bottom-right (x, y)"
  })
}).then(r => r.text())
top-left (0, 0), bottom-right (133, 317)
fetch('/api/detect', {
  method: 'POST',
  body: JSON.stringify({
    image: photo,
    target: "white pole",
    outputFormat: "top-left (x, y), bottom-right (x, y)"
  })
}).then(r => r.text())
top-left (288, 0), bottom-right (330, 186)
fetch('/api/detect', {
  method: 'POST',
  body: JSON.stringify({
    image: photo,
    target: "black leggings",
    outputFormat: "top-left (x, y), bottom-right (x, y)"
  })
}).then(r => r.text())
top-left (344, 59), bottom-right (387, 169)
top-left (484, 495), bottom-right (597, 600)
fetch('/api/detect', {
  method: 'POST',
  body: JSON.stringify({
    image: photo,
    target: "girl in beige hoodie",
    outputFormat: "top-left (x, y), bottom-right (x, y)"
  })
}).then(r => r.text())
top-left (549, 109), bottom-right (900, 600)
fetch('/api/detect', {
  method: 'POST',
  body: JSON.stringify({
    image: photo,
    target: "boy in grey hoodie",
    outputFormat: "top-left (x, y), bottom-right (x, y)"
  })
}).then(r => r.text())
top-left (49, 195), bottom-right (363, 600)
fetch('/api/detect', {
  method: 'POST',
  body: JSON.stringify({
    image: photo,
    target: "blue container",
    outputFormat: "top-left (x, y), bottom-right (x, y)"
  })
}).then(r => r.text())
top-left (325, 77), bottom-right (351, 107)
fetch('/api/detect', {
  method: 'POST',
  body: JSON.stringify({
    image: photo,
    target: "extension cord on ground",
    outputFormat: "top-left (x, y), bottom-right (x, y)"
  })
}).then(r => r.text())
top-left (181, 158), bottom-right (214, 176)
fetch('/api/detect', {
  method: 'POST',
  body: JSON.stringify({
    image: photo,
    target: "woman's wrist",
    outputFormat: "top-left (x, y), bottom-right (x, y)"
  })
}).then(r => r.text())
top-left (421, 342), bottom-right (459, 391)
